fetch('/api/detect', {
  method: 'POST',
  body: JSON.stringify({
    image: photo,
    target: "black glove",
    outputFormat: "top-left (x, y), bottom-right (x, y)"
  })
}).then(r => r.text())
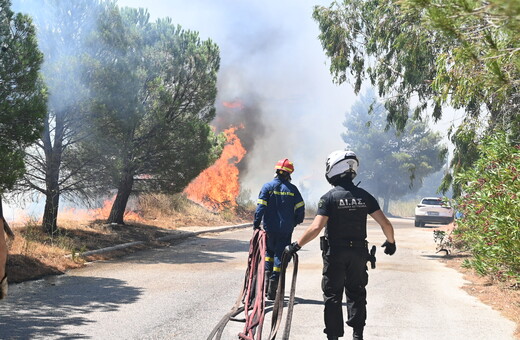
top-left (253, 221), bottom-right (261, 230)
top-left (284, 241), bottom-right (301, 256)
top-left (381, 240), bottom-right (396, 255)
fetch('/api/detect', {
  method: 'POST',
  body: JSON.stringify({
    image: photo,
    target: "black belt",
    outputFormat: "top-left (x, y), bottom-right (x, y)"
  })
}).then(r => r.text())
top-left (329, 239), bottom-right (368, 248)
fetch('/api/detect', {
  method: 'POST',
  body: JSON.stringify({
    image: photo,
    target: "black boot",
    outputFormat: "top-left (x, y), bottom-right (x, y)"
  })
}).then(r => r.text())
top-left (353, 327), bottom-right (364, 340)
top-left (266, 278), bottom-right (278, 300)
top-left (326, 335), bottom-right (339, 340)
top-left (264, 270), bottom-right (272, 295)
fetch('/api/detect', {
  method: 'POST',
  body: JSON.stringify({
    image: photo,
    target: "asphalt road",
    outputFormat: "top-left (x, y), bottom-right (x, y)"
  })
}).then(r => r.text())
top-left (0, 218), bottom-right (516, 339)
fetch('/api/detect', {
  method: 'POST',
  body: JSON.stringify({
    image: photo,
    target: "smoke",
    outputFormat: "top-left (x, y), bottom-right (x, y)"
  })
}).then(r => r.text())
top-left (4, 0), bottom-right (460, 223)
top-left (11, 0), bottom-right (358, 211)
top-left (115, 0), bottom-right (357, 204)
top-left (5, 0), bottom-right (103, 219)
top-left (12, 0), bottom-right (95, 113)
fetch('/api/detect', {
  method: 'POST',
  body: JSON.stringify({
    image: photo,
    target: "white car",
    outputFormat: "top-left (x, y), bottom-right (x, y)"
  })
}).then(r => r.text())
top-left (414, 197), bottom-right (454, 227)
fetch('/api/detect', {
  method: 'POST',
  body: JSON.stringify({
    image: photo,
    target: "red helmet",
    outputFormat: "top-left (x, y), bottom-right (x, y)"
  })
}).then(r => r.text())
top-left (274, 158), bottom-right (294, 174)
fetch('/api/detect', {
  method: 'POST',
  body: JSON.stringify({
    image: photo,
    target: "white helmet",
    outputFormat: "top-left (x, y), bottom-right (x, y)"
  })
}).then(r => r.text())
top-left (325, 150), bottom-right (359, 184)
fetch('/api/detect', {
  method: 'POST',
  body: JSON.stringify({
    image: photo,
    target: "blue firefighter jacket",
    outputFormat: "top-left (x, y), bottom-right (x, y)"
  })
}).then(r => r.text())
top-left (254, 177), bottom-right (305, 233)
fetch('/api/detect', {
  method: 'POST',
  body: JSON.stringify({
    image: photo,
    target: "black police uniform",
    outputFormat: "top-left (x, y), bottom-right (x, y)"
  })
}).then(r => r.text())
top-left (316, 179), bottom-right (380, 338)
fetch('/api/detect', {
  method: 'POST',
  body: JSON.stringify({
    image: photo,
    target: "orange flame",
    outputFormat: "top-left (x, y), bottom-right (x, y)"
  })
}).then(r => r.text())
top-left (222, 100), bottom-right (244, 109)
top-left (184, 125), bottom-right (246, 211)
top-left (58, 196), bottom-right (143, 222)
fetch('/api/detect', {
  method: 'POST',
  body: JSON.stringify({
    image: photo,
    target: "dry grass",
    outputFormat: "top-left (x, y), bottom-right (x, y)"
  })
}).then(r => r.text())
top-left (137, 193), bottom-right (249, 226)
top-left (388, 199), bottom-right (417, 217)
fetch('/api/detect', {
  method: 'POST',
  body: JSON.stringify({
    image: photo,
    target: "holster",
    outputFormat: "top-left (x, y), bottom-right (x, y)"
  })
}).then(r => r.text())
top-left (320, 236), bottom-right (329, 253)
top-left (368, 245), bottom-right (376, 269)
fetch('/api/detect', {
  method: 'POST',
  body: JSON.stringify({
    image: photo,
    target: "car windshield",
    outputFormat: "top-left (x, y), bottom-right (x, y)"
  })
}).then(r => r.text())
top-left (422, 199), bottom-right (444, 205)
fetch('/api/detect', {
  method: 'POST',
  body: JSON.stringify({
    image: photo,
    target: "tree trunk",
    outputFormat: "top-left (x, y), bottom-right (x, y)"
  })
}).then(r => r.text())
top-left (42, 114), bottom-right (64, 234)
top-left (107, 170), bottom-right (134, 225)
top-left (0, 198), bottom-right (14, 239)
top-left (42, 187), bottom-right (59, 234)
top-left (382, 192), bottom-right (391, 215)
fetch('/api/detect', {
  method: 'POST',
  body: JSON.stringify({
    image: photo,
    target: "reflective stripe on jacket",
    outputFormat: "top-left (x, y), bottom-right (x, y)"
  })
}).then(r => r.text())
top-left (254, 177), bottom-right (305, 233)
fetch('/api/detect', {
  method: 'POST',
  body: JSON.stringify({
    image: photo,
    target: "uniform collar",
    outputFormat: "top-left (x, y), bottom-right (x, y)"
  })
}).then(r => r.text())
top-left (335, 178), bottom-right (356, 189)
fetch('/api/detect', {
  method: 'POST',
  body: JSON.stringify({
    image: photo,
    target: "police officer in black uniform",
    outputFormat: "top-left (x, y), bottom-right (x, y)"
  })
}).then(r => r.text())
top-left (285, 150), bottom-right (396, 340)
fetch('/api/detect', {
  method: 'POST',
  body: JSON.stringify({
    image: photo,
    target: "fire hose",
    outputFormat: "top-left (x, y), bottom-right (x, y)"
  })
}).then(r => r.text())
top-left (267, 248), bottom-right (298, 340)
top-left (207, 228), bottom-right (266, 340)
top-left (207, 228), bottom-right (299, 340)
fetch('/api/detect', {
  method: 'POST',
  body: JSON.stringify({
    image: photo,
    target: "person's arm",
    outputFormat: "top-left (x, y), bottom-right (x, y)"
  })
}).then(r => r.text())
top-left (253, 184), bottom-right (270, 228)
top-left (370, 209), bottom-right (395, 243)
top-left (296, 215), bottom-right (329, 247)
top-left (294, 188), bottom-right (305, 225)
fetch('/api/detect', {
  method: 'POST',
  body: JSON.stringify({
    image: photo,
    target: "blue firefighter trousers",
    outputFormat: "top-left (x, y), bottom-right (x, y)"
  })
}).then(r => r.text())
top-left (265, 231), bottom-right (292, 280)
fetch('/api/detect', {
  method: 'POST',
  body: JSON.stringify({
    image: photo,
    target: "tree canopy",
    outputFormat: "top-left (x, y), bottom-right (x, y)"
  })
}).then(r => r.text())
top-left (343, 89), bottom-right (446, 213)
top-left (313, 0), bottom-right (520, 195)
top-left (0, 0), bottom-right (45, 193)
top-left (83, 6), bottom-right (222, 224)
top-left (313, 0), bottom-right (520, 130)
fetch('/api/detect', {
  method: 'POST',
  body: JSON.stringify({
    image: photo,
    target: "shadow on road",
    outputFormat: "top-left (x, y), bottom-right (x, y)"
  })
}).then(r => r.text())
top-left (421, 253), bottom-right (472, 261)
top-left (294, 296), bottom-right (323, 306)
top-left (0, 276), bottom-right (142, 339)
top-left (120, 236), bottom-right (251, 265)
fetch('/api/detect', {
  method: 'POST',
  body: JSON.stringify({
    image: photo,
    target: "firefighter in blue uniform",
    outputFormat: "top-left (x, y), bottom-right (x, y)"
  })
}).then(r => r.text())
top-left (254, 158), bottom-right (305, 300)
top-left (285, 150), bottom-right (396, 340)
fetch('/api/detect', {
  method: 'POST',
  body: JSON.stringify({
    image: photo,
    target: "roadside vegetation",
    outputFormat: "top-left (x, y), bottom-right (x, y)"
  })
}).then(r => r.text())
top-left (342, 89), bottom-right (447, 214)
top-left (453, 133), bottom-right (520, 285)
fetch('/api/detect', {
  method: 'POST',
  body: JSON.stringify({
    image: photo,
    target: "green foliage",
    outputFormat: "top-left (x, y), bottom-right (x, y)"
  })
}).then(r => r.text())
top-left (85, 6), bottom-right (222, 190)
top-left (343, 89), bottom-right (446, 213)
top-left (313, 0), bottom-right (520, 133)
top-left (439, 121), bottom-right (481, 196)
top-left (410, 0), bottom-right (520, 125)
top-left (313, 0), bottom-right (520, 197)
top-left (0, 0), bottom-right (46, 193)
top-left (313, 0), bottom-right (439, 131)
top-left (82, 5), bottom-right (222, 223)
top-left (454, 132), bottom-right (520, 283)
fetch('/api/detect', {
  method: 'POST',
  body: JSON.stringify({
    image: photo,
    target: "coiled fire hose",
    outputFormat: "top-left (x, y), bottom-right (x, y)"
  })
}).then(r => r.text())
top-left (267, 249), bottom-right (298, 340)
top-left (207, 228), bottom-right (266, 340)
top-left (207, 228), bottom-right (299, 340)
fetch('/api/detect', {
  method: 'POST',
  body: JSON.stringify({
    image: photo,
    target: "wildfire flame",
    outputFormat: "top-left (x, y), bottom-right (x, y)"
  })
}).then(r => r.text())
top-left (58, 196), bottom-right (143, 222)
top-left (4, 195), bottom-right (143, 226)
top-left (222, 100), bottom-right (244, 109)
top-left (184, 125), bottom-right (246, 211)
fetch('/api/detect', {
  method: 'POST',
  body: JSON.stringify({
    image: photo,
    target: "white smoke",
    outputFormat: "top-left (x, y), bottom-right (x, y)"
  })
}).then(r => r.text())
top-left (117, 0), bottom-right (356, 204)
